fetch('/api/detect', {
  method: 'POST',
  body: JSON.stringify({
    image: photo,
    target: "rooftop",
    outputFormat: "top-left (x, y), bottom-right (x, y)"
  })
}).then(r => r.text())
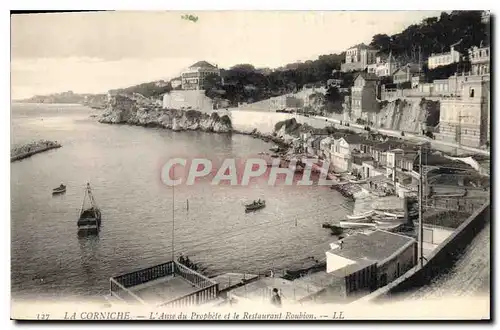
top-left (340, 134), bottom-right (367, 145)
top-left (348, 43), bottom-right (376, 51)
top-left (367, 174), bottom-right (394, 185)
top-left (393, 65), bottom-right (421, 76)
top-left (356, 72), bottom-right (379, 81)
top-left (327, 230), bottom-right (416, 264)
top-left (374, 140), bottom-right (415, 151)
top-left (189, 61), bottom-right (218, 69)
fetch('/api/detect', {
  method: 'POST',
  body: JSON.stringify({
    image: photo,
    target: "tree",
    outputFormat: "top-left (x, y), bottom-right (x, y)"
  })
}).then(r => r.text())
top-left (325, 86), bottom-right (341, 103)
top-left (202, 73), bottom-right (221, 90)
top-left (370, 34), bottom-right (392, 54)
top-left (308, 92), bottom-right (325, 113)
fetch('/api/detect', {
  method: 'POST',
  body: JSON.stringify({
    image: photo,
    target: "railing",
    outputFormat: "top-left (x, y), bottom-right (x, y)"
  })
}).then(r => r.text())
top-left (109, 277), bottom-right (147, 305)
top-left (158, 282), bottom-right (219, 308)
top-left (110, 260), bottom-right (219, 308)
top-left (174, 261), bottom-right (216, 289)
top-left (112, 261), bottom-right (175, 288)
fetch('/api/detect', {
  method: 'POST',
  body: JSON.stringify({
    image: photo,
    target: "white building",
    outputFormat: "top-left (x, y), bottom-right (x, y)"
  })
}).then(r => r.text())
top-left (437, 75), bottom-right (490, 147)
top-left (330, 135), bottom-right (364, 171)
top-left (326, 230), bottom-right (417, 287)
top-left (367, 53), bottom-right (399, 77)
top-left (469, 45), bottom-right (490, 76)
top-left (341, 43), bottom-right (378, 72)
top-left (181, 61), bottom-right (221, 90)
top-left (427, 45), bottom-right (462, 70)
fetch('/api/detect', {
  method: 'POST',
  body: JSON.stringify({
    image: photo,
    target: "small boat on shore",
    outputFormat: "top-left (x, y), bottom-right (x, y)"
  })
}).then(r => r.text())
top-left (270, 146), bottom-right (280, 152)
top-left (383, 212), bottom-right (405, 218)
top-left (346, 210), bottom-right (375, 220)
top-left (77, 183), bottom-right (101, 237)
top-left (52, 184), bottom-right (66, 195)
top-left (245, 199), bottom-right (266, 212)
top-left (339, 221), bottom-right (376, 229)
top-left (349, 179), bottom-right (368, 184)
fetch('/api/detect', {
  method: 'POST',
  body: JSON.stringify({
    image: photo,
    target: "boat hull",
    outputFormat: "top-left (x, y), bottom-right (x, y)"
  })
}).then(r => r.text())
top-left (245, 202), bottom-right (266, 212)
top-left (52, 189), bottom-right (66, 195)
top-left (346, 210), bottom-right (375, 220)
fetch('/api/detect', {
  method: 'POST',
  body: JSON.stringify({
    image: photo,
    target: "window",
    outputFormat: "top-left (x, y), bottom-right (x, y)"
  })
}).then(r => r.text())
top-left (469, 88), bottom-right (475, 98)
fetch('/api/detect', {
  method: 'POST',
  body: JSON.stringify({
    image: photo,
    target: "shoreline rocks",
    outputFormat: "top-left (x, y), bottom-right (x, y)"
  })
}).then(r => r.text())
top-left (11, 140), bottom-right (62, 162)
top-left (98, 94), bottom-right (232, 133)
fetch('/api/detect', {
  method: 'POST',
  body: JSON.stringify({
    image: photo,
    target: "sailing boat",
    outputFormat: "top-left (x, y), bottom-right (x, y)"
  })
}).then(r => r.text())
top-left (77, 183), bottom-right (101, 237)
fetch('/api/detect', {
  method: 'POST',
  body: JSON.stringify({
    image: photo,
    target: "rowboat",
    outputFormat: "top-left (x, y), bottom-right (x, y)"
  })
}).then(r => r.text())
top-left (77, 183), bottom-right (101, 237)
top-left (52, 184), bottom-right (66, 195)
top-left (245, 200), bottom-right (266, 212)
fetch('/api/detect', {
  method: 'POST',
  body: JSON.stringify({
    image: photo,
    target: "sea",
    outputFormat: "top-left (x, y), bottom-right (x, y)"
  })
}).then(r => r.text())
top-left (10, 103), bottom-right (352, 301)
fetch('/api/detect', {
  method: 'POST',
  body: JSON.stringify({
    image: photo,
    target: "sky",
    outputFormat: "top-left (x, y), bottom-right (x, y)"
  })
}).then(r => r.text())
top-left (11, 11), bottom-right (443, 99)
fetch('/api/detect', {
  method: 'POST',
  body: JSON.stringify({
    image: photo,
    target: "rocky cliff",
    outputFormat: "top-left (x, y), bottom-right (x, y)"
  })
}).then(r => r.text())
top-left (99, 94), bottom-right (232, 133)
top-left (372, 98), bottom-right (440, 132)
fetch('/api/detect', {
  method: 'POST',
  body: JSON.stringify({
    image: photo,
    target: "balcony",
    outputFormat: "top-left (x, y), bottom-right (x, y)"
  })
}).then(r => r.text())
top-left (109, 260), bottom-right (219, 308)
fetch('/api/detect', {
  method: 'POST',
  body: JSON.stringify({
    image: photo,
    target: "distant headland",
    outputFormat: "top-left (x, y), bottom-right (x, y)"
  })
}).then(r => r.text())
top-left (13, 91), bottom-right (107, 109)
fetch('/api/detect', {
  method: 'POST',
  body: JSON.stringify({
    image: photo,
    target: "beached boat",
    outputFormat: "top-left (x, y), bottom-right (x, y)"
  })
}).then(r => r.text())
top-left (269, 146), bottom-right (280, 152)
top-left (52, 184), bottom-right (66, 195)
top-left (346, 210), bottom-right (375, 220)
top-left (349, 179), bottom-right (368, 184)
top-left (245, 200), bottom-right (266, 212)
top-left (383, 212), bottom-right (405, 218)
top-left (77, 183), bottom-right (101, 237)
top-left (339, 221), bottom-right (376, 229)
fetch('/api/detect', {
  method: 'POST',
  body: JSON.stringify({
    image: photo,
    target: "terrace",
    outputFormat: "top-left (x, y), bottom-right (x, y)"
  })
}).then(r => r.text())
top-left (109, 260), bottom-right (219, 308)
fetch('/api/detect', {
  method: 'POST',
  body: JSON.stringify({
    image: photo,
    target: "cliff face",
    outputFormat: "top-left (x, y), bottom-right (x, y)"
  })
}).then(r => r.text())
top-left (99, 94), bottom-right (232, 133)
top-left (372, 98), bottom-right (440, 132)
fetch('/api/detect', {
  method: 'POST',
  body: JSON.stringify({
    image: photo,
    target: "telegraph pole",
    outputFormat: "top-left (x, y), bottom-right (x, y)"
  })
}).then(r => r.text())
top-left (171, 166), bottom-right (175, 263)
top-left (418, 144), bottom-right (424, 267)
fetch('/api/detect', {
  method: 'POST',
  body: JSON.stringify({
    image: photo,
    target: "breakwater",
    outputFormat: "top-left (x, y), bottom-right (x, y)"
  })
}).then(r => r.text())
top-left (11, 140), bottom-right (62, 162)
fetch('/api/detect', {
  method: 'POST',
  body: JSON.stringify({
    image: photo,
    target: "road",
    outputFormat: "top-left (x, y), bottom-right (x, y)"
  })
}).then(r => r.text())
top-left (406, 221), bottom-right (490, 299)
top-left (314, 115), bottom-right (490, 156)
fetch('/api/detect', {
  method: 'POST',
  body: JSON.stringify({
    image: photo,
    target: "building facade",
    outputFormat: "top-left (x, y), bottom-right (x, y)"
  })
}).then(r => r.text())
top-left (469, 46), bottom-right (490, 76)
top-left (367, 53), bottom-right (399, 77)
top-left (350, 73), bottom-right (379, 120)
top-left (341, 43), bottom-right (378, 72)
top-left (330, 136), bottom-right (362, 171)
top-left (437, 75), bottom-right (490, 147)
top-left (427, 46), bottom-right (462, 70)
top-left (181, 61), bottom-right (221, 90)
top-left (392, 65), bottom-right (420, 85)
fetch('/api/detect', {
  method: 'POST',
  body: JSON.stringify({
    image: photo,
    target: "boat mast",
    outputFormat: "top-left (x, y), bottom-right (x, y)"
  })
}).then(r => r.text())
top-left (79, 184), bottom-right (88, 215)
top-left (87, 183), bottom-right (98, 209)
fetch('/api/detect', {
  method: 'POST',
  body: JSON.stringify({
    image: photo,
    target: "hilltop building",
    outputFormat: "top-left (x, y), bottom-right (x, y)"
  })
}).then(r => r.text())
top-left (427, 45), bottom-right (462, 70)
top-left (367, 53), bottom-right (399, 77)
top-left (181, 61), bottom-right (221, 90)
top-left (341, 43), bottom-right (378, 72)
top-left (469, 46), bottom-right (490, 76)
